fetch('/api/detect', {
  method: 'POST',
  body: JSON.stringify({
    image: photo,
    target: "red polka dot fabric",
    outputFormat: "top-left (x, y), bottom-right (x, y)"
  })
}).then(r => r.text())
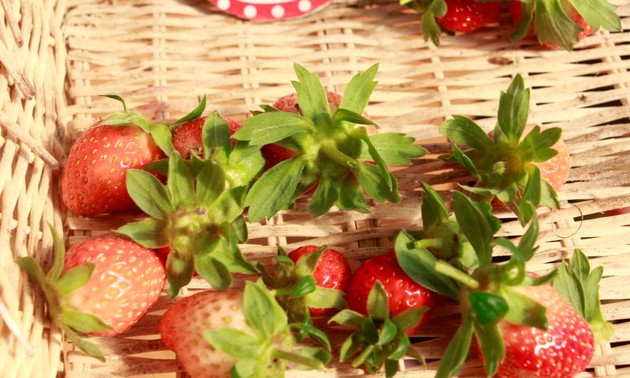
top-left (210, 0), bottom-right (330, 20)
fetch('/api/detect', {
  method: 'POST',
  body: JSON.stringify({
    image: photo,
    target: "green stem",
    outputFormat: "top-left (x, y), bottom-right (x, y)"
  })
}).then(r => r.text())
top-left (415, 238), bottom-right (444, 250)
top-left (434, 261), bottom-right (479, 289)
top-left (352, 344), bottom-right (375, 368)
top-left (320, 142), bottom-right (358, 168)
top-left (271, 348), bottom-right (325, 370)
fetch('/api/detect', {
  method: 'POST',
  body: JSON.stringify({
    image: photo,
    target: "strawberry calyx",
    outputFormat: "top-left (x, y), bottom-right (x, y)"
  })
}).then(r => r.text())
top-left (329, 281), bottom-right (427, 378)
top-left (15, 226), bottom-right (110, 361)
top-left (511, 0), bottom-right (621, 50)
top-left (203, 280), bottom-right (331, 376)
top-left (233, 63), bottom-right (427, 222)
top-left (99, 94), bottom-right (174, 156)
top-left (117, 152), bottom-right (256, 296)
top-left (439, 74), bottom-right (561, 225)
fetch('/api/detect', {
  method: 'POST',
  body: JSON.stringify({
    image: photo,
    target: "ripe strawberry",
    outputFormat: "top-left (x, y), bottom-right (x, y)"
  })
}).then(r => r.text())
top-left (507, 0), bottom-right (619, 50)
top-left (493, 284), bottom-right (594, 377)
top-left (286, 245), bottom-right (351, 317)
top-left (172, 116), bottom-right (244, 159)
top-left (436, 0), bottom-right (503, 33)
top-left (16, 230), bottom-right (166, 360)
top-left (61, 96), bottom-right (170, 216)
top-left (346, 251), bottom-right (438, 334)
top-left (159, 282), bottom-right (330, 378)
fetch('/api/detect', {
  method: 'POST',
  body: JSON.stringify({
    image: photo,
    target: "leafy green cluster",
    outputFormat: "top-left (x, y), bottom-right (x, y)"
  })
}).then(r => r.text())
top-left (439, 74), bottom-right (560, 225)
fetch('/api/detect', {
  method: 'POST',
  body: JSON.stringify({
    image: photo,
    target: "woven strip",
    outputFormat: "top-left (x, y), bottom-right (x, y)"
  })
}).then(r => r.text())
top-left (1, 0), bottom-right (629, 376)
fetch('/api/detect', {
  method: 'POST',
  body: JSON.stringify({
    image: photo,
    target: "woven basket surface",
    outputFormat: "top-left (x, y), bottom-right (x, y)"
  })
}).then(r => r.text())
top-left (1, 0), bottom-right (629, 377)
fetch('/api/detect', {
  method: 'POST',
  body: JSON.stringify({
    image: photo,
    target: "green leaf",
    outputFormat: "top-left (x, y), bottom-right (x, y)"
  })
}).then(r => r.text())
top-left (290, 323), bottom-right (331, 350)
top-left (534, 0), bottom-right (582, 50)
top-left (243, 280), bottom-right (288, 339)
top-left (329, 309), bottom-right (365, 328)
top-left (572, 0), bottom-right (621, 32)
top-left (332, 108), bottom-right (376, 129)
top-left (170, 95), bottom-right (206, 126)
top-left (202, 112), bottom-right (231, 160)
top-left (498, 74), bottom-right (529, 143)
top-left (194, 255), bottom-right (232, 290)
top-left (165, 254), bottom-right (194, 297)
top-left (439, 116), bottom-right (493, 150)
top-left (15, 257), bottom-right (50, 292)
top-left (339, 64), bottom-right (378, 115)
top-left (227, 142), bottom-right (265, 187)
top-left (367, 281), bottom-right (389, 320)
top-left (63, 310), bottom-right (112, 333)
top-left (304, 287), bottom-right (347, 310)
top-left (206, 187), bottom-right (246, 224)
top-left (360, 133), bottom-right (427, 166)
top-left (57, 264), bottom-right (94, 296)
top-left (468, 291), bottom-right (509, 326)
top-left (435, 315), bottom-right (474, 378)
top-left (473, 321), bottom-right (504, 377)
top-left (520, 126), bottom-right (561, 162)
top-left (451, 144), bottom-right (481, 180)
top-left (235, 112), bottom-right (312, 146)
top-left (420, 182), bottom-right (450, 230)
top-left (168, 153), bottom-right (195, 209)
top-left (394, 231), bottom-right (461, 299)
top-left (203, 328), bottom-right (263, 359)
top-left (231, 359), bottom-right (261, 378)
top-left (116, 217), bottom-right (168, 248)
top-left (517, 215), bottom-right (539, 261)
top-left (387, 333), bottom-right (410, 360)
top-left (502, 286), bottom-right (547, 330)
top-left (384, 358), bottom-right (400, 378)
top-left (245, 158), bottom-right (306, 222)
top-left (452, 192), bottom-right (495, 267)
top-left (292, 63), bottom-right (330, 121)
top-left (231, 215), bottom-right (249, 243)
top-left (358, 317), bottom-right (380, 345)
top-left (150, 123), bottom-right (174, 156)
top-left (511, 0), bottom-right (535, 40)
top-left (195, 161), bottom-right (226, 208)
top-left (62, 326), bottom-right (105, 362)
top-left (292, 276), bottom-right (317, 297)
top-left (378, 318), bottom-right (398, 345)
top-left (308, 178), bottom-right (339, 216)
top-left (518, 169), bottom-right (542, 225)
top-left (339, 333), bottom-right (362, 362)
top-left (355, 162), bottom-right (398, 204)
top-left (391, 307), bottom-right (427, 334)
top-left (419, 0), bottom-right (447, 46)
top-left (126, 169), bottom-right (173, 219)
top-left (336, 175), bottom-right (369, 213)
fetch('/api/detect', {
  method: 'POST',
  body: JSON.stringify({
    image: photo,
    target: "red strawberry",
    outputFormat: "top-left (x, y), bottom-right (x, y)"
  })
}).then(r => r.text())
top-left (159, 289), bottom-right (250, 377)
top-left (437, 0), bottom-right (503, 33)
top-left (346, 251), bottom-right (437, 334)
top-left (61, 123), bottom-right (165, 216)
top-left (159, 282), bottom-right (330, 378)
top-left (287, 245), bottom-right (351, 316)
top-left (16, 231), bottom-right (166, 360)
top-left (172, 116), bottom-right (244, 159)
top-left (273, 91), bottom-right (342, 114)
top-left (492, 284), bottom-right (594, 378)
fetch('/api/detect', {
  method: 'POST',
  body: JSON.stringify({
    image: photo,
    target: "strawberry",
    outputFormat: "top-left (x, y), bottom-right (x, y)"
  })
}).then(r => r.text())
top-left (508, 0), bottom-right (620, 50)
top-left (436, 0), bottom-right (502, 33)
top-left (493, 283), bottom-right (595, 377)
top-left (16, 228), bottom-right (166, 361)
top-left (439, 74), bottom-right (568, 225)
top-left (172, 116), bottom-right (244, 159)
top-left (61, 96), bottom-right (171, 216)
top-left (233, 64), bottom-right (427, 221)
top-left (345, 251), bottom-right (438, 334)
top-left (159, 281), bottom-right (331, 378)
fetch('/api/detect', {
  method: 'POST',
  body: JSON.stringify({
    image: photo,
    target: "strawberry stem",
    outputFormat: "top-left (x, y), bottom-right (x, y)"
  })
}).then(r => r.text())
top-left (434, 261), bottom-right (479, 289)
top-left (415, 238), bottom-right (444, 249)
top-left (271, 347), bottom-right (325, 370)
top-left (320, 142), bottom-right (358, 168)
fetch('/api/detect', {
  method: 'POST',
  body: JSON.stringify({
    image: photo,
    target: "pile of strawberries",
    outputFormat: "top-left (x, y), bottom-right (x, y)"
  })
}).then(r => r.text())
top-left (17, 64), bottom-right (613, 377)
top-left (399, 0), bottom-right (622, 50)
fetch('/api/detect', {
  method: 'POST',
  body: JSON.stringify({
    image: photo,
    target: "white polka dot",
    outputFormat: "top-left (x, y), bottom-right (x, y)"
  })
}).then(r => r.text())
top-left (271, 5), bottom-right (285, 18)
top-left (244, 5), bottom-right (257, 18)
top-left (217, 0), bottom-right (230, 10)
top-left (298, 0), bottom-right (312, 12)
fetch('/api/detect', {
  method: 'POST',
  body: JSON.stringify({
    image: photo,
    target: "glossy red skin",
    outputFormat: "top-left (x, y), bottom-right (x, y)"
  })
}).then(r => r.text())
top-left (61, 123), bottom-right (165, 216)
top-left (492, 284), bottom-right (595, 377)
top-left (64, 236), bottom-right (166, 337)
top-left (172, 117), bottom-right (243, 159)
top-left (288, 245), bottom-right (351, 316)
top-left (346, 251), bottom-right (438, 334)
top-left (437, 0), bottom-right (503, 33)
top-left (508, 1), bottom-right (593, 48)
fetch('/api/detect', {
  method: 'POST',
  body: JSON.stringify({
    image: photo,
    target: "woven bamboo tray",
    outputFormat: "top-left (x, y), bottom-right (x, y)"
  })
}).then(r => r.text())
top-left (1, 0), bottom-right (629, 377)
